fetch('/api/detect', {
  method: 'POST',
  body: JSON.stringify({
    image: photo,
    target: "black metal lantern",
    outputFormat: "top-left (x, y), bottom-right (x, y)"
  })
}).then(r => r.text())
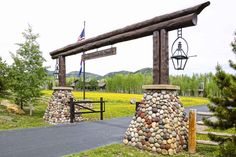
top-left (171, 28), bottom-right (195, 70)
top-left (53, 59), bottom-right (59, 80)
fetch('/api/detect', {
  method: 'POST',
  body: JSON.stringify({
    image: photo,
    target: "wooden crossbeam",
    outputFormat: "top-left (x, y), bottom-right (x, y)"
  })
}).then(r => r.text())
top-left (52, 14), bottom-right (197, 59)
top-left (50, 1), bottom-right (210, 58)
top-left (52, 2), bottom-right (210, 86)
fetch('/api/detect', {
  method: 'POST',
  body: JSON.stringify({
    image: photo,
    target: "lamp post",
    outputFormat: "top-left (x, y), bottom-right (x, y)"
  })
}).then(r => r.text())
top-left (53, 59), bottom-right (59, 83)
top-left (171, 28), bottom-right (196, 70)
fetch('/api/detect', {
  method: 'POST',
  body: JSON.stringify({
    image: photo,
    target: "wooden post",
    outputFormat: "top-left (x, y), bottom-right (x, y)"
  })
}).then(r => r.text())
top-left (160, 29), bottom-right (169, 84)
top-left (188, 109), bottom-right (197, 153)
top-left (100, 97), bottom-right (103, 120)
top-left (59, 56), bottom-right (66, 86)
top-left (153, 31), bottom-right (160, 84)
top-left (70, 98), bottom-right (74, 123)
top-left (153, 29), bottom-right (169, 84)
top-left (135, 102), bottom-right (140, 111)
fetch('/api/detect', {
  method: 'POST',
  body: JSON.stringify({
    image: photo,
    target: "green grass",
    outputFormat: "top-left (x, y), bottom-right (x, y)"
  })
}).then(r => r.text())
top-left (196, 127), bottom-right (236, 141)
top-left (42, 90), bottom-right (209, 107)
top-left (64, 143), bottom-right (219, 157)
top-left (179, 97), bottom-right (209, 107)
top-left (0, 100), bottom-right (50, 130)
top-left (0, 90), bottom-right (209, 130)
top-left (206, 127), bottom-right (236, 134)
top-left (197, 134), bottom-right (211, 141)
top-left (42, 90), bottom-right (209, 120)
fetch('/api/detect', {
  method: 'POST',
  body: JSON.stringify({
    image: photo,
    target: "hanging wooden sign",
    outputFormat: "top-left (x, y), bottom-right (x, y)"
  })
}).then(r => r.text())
top-left (82, 47), bottom-right (116, 61)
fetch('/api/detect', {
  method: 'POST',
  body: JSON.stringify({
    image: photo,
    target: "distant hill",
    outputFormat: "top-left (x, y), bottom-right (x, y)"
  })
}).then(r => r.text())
top-left (46, 70), bottom-right (102, 80)
top-left (103, 70), bottom-right (131, 78)
top-left (103, 68), bottom-right (152, 78)
top-left (67, 71), bottom-right (102, 80)
top-left (46, 67), bottom-right (152, 80)
top-left (134, 68), bottom-right (152, 75)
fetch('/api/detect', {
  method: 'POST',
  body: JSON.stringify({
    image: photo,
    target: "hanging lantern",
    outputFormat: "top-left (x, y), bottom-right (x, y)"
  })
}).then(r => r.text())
top-left (53, 59), bottom-right (59, 80)
top-left (171, 28), bottom-right (196, 70)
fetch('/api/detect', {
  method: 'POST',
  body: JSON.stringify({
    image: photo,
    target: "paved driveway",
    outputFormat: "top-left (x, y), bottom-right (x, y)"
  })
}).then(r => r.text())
top-left (0, 105), bottom-right (209, 157)
top-left (0, 117), bottom-right (131, 157)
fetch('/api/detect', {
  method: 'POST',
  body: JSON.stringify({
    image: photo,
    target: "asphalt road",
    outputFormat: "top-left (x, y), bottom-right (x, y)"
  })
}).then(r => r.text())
top-left (0, 105), bottom-right (209, 157)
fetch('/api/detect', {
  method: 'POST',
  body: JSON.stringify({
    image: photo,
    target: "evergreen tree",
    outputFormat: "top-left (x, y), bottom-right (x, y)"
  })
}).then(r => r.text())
top-left (0, 57), bottom-right (10, 95)
top-left (9, 25), bottom-right (47, 109)
top-left (204, 31), bottom-right (236, 157)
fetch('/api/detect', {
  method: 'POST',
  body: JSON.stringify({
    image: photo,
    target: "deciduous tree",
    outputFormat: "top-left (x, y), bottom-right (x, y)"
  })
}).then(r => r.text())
top-left (9, 25), bottom-right (47, 109)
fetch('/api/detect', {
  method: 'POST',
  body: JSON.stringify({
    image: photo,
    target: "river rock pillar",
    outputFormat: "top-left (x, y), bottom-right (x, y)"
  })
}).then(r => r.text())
top-left (123, 85), bottom-right (188, 155)
top-left (43, 87), bottom-right (83, 124)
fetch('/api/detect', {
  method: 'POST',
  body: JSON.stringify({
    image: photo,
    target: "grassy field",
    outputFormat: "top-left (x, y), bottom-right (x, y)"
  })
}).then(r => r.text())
top-left (0, 90), bottom-right (209, 130)
top-left (42, 90), bottom-right (209, 107)
top-left (0, 100), bottom-right (49, 130)
top-left (42, 90), bottom-right (210, 120)
top-left (0, 91), bottom-right (223, 156)
top-left (65, 143), bottom-right (219, 157)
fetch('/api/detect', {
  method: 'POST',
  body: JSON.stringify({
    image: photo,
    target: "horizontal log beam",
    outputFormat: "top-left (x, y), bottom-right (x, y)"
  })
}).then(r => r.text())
top-left (197, 131), bottom-right (234, 137)
top-left (82, 47), bottom-right (116, 61)
top-left (50, 1), bottom-right (210, 58)
top-left (196, 121), bottom-right (204, 125)
top-left (53, 13), bottom-right (197, 58)
top-left (197, 111), bottom-right (214, 116)
top-left (196, 140), bottom-right (219, 146)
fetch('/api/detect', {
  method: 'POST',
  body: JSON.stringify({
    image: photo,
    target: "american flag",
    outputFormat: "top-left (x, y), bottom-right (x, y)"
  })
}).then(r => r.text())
top-left (77, 26), bottom-right (85, 77)
top-left (77, 28), bottom-right (85, 42)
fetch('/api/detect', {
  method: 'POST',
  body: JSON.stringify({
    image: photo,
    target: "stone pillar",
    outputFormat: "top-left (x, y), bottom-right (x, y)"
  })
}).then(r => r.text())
top-left (43, 87), bottom-right (83, 124)
top-left (123, 85), bottom-right (188, 155)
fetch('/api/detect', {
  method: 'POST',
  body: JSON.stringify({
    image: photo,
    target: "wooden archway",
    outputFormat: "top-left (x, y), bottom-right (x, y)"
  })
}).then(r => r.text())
top-left (50, 1), bottom-right (210, 86)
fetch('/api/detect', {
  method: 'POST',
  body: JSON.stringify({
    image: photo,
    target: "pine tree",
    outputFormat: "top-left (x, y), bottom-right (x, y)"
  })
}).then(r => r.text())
top-left (204, 31), bottom-right (236, 157)
top-left (0, 57), bottom-right (10, 95)
top-left (9, 25), bottom-right (47, 109)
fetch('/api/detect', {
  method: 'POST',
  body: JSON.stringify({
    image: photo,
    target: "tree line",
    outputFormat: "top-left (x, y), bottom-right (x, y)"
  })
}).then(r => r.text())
top-left (104, 73), bottom-right (220, 97)
top-left (46, 72), bottom-right (221, 98)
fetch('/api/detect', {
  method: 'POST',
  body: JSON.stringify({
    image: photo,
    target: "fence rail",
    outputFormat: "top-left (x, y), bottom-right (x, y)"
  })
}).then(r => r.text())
top-left (69, 97), bottom-right (106, 123)
top-left (188, 109), bottom-right (235, 153)
top-left (197, 131), bottom-right (234, 137)
top-left (196, 111), bottom-right (214, 116)
top-left (196, 140), bottom-right (219, 145)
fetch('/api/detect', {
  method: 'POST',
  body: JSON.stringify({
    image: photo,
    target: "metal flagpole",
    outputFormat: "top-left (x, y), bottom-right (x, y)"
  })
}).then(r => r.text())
top-left (83, 59), bottom-right (85, 99)
top-left (83, 21), bottom-right (86, 100)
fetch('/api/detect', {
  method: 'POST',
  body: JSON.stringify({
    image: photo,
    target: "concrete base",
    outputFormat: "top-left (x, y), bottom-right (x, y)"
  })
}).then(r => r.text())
top-left (52, 86), bottom-right (73, 91)
top-left (142, 84), bottom-right (180, 90)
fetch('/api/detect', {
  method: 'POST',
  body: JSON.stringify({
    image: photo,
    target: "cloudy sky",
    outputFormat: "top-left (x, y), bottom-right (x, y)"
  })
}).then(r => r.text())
top-left (0, 0), bottom-right (235, 76)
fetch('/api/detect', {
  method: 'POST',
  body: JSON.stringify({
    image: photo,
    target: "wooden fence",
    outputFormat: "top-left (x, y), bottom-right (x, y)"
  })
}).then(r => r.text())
top-left (69, 97), bottom-right (106, 123)
top-left (188, 109), bottom-right (234, 153)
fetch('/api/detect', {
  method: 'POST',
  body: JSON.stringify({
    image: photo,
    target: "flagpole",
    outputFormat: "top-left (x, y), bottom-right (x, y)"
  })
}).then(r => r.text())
top-left (83, 21), bottom-right (86, 100)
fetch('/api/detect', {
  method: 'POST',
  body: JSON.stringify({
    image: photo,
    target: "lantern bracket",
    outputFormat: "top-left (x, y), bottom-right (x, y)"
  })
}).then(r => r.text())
top-left (53, 58), bottom-right (59, 80)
